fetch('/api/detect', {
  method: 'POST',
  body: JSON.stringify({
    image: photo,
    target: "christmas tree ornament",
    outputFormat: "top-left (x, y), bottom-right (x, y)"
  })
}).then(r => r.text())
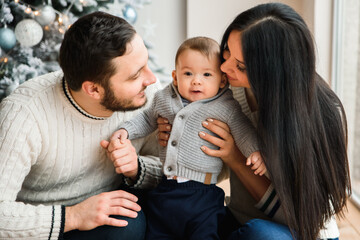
top-left (0, 27), bottom-right (17, 51)
top-left (0, 0), bottom-right (164, 102)
top-left (122, 4), bottom-right (137, 24)
top-left (15, 19), bottom-right (43, 47)
top-left (35, 5), bottom-right (56, 26)
top-left (5, 82), bottom-right (19, 96)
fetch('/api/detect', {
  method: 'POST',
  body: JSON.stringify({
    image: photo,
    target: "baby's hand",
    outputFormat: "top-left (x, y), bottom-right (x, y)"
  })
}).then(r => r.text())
top-left (101, 128), bottom-right (128, 149)
top-left (117, 129), bottom-right (129, 144)
top-left (246, 151), bottom-right (267, 176)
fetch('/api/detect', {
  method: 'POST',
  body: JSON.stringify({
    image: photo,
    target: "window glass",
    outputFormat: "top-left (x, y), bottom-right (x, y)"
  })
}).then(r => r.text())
top-left (333, 0), bottom-right (360, 205)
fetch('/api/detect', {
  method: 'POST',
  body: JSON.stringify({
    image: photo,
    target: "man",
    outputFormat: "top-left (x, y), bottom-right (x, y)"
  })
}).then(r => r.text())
top-left (0, 12), bottom-right (163, 240)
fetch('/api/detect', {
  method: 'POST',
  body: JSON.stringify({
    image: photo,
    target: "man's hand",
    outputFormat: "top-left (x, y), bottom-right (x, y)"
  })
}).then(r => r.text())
top-left (65, 190), bottom-right (141, 232)
top-left (100, 129), bottom-right (138, 179)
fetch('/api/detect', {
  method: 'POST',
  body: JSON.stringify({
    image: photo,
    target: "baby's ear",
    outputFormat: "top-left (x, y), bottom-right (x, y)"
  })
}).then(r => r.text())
top-left (220, 73), bottom-right (227, 88)
top-left (172, 70), bottom-right (178, 86)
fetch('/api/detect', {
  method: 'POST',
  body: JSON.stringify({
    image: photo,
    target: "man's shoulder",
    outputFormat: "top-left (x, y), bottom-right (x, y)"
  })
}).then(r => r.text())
top-left (3, 71), bottom-right (63, 105)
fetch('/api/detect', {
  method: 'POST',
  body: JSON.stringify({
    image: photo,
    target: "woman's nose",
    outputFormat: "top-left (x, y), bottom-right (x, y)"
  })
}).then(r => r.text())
top-left (220, 60), bottom-right (230, 74)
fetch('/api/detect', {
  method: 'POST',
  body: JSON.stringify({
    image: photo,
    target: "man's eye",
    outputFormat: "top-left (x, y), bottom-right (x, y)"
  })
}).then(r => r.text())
top-left (204, 73), bottom-right (211, 77)
top-left (132, 72), bottom-right (141, 79)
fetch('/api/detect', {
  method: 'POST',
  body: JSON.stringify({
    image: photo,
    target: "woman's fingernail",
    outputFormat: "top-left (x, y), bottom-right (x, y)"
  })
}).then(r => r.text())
top-left (199, 132), bottom-right (206, 137)
top-left (201, 146), bottom-right (206, 151)
top-left (207, 118), bottom-right (214, 122)
top-left (166, 126), bottom-right (171, 130)
top-left (164, 119), bottom-right (169, 123)
top-left (202, 121), bottom-right (208, 126)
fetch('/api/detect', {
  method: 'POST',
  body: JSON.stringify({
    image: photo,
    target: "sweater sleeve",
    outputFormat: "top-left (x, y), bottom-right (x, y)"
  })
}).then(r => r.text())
top-left (125, 131), bottom-right (163, 189)
top-left (227, 103), bottom-right (260, 158)
top-left (121, 100), bottom-right (159, 140)
top-left (0, 100), bottom-right (63, 240)
top-left (254, 184), bottom-right (286, 224)
top-left (122, 85), bottom-right (164, 189)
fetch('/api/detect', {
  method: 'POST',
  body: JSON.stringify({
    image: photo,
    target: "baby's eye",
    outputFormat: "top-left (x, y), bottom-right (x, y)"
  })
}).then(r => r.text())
top-left (184, 72), bottom-right (192, 76)
top-left (204, 73), bottom-right (212, 77)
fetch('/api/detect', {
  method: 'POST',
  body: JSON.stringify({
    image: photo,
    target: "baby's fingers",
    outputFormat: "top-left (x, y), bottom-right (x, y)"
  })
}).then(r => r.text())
top-left (254, 163), bottom-right (266, 175)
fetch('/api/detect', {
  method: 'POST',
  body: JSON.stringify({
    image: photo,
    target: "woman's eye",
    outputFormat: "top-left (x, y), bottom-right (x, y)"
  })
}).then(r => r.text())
top-left (236, 64), bottom-right (246, 72)
top-left (204, 73), bottom-right (211, 77)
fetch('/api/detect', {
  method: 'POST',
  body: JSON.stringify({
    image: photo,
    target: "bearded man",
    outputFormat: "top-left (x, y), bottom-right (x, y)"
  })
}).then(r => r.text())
top-left (0, 11), bottom-right (163, 240)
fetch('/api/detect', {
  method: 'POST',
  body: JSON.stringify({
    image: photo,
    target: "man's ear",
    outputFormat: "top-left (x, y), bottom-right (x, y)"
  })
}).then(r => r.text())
top-left (220, 73), bottom-right (228, 88)
top-left (172, 70), bottom-right (178, 86)
top-left (82, 81), bottom-right (103, 100)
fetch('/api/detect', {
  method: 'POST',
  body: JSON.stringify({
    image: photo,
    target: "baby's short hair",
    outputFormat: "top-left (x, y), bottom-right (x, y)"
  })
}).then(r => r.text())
top-left (175, 37), bottom-right (220, 66)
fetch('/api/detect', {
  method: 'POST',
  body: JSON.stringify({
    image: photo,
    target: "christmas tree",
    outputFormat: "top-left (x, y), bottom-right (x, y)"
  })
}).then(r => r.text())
top-left (0, 0), bottom-right (164, 101)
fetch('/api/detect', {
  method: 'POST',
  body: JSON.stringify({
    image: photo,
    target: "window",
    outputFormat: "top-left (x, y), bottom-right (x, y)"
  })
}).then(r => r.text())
top-left (332, 0), bottom-right (360, 206)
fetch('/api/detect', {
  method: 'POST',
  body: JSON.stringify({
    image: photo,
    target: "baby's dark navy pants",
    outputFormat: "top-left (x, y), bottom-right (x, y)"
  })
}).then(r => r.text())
top-left (145, 177), bottom-right (225, 240)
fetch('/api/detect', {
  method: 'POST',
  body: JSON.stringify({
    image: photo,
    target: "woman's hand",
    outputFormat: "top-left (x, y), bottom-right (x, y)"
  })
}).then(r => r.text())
top-left (157, 117), bottom-right (171, 147)
top-left (199, 118), bottom-right (244, 167)
top-left (199, 118), bottom-right (271, 201)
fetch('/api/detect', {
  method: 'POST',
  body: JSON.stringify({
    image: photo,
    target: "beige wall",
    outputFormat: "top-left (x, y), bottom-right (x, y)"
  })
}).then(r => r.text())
top-left (186, 0), bottom-right (303, 42)
top-left (129, 0), bottom-right (334, 84)
top-left (187, 0), bottom-right (333, 82)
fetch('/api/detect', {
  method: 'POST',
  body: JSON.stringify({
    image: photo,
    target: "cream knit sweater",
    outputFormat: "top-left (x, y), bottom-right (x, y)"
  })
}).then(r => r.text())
top-left (0, 71), bottom-right (163, 239)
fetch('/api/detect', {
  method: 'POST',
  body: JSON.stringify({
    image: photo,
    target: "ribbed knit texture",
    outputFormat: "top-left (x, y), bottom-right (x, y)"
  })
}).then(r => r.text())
top-left (121, 83), bottom-right (259, 184)
top-left (228, 86), bottom-right (339, 239)
top-left (0, 71), bottom-right (163, 239)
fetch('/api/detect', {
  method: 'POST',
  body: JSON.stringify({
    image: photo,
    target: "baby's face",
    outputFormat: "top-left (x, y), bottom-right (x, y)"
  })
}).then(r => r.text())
top-left (173, 50), bottom-right (226, 102)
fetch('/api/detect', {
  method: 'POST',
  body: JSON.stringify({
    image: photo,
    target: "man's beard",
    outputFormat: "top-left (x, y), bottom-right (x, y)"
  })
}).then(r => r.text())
top-left (100, 82), bottom-right (147, 112)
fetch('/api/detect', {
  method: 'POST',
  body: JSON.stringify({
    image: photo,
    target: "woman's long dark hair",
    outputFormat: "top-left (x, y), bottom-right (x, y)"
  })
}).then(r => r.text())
top-left (221, 3), bottom-right (351, 240)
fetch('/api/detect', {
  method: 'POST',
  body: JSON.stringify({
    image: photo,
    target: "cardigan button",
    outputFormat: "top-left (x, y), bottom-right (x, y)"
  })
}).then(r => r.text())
top-left (179, 115), bottom-right (184, 119)
top-left (171, 141), bottom-right (177, 146)
top-left (167, 167), bottom-right (172, 171)
top-left (171, 94), bottom-right (177, 98)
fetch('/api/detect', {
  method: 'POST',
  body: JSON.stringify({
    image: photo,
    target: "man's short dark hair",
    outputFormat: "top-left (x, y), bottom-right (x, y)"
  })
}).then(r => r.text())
top-left (59, 11), bottom-right (136, 91)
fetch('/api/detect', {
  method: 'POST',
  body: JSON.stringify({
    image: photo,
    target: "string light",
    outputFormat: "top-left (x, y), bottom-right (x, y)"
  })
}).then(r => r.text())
top-left (9, 0), bottom-right (73, 33)
top-left (24, 7), bottom-right (32, 14)
top-left (0, 57), bottom-right (8, 63)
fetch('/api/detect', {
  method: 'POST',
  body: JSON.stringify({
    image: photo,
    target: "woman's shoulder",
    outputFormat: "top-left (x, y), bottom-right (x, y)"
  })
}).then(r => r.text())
top-left (229, 86), bottom-right (255, 121)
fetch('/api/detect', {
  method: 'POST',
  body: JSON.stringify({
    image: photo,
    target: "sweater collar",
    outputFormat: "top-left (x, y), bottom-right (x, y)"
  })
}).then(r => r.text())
top-left (62, 78), bottom-right (106, 120)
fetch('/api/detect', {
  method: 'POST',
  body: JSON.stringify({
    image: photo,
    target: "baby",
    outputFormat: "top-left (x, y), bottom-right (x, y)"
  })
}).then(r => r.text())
top-left (113, 36), bottom-right (265, 239)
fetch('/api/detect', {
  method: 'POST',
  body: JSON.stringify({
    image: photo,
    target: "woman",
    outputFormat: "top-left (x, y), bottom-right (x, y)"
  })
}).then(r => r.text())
top-left (158, 3), bottom-right (350, 240)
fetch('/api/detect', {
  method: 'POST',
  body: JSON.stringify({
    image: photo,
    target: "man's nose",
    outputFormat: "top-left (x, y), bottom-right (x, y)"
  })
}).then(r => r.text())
top-left (143, 66), bottom-right (156, 86)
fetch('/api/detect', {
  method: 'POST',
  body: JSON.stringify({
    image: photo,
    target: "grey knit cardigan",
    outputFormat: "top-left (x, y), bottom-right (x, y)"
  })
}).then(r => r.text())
top-left (121, 83), bottom-right (259, 184)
